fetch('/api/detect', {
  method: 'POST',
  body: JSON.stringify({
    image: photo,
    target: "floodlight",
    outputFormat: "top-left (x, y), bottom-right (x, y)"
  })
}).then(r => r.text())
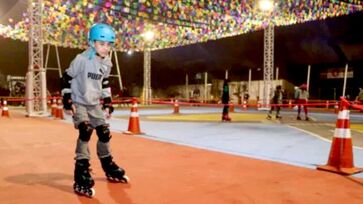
top-left (258, 0), bottom-right (274, 12)
top-left (142, 30), bottom-right (155, 42)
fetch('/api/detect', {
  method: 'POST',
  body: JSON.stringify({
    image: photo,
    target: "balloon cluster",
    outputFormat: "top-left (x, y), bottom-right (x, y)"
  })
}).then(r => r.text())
top-left (0, 0), bottom-right (362, 52)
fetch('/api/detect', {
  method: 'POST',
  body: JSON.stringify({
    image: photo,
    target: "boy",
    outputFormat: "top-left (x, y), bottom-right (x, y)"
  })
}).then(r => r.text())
top-left (61, 23), bottom-right (128, 197)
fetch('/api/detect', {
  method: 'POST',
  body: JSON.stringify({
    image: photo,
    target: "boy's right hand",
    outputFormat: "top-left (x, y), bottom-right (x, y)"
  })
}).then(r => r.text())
top-left (62, 93), bottom-right (73, 111)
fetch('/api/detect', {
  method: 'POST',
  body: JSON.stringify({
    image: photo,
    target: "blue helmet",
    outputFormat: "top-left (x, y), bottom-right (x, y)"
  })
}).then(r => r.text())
top-left (88, 23), bottom-right (115, 45)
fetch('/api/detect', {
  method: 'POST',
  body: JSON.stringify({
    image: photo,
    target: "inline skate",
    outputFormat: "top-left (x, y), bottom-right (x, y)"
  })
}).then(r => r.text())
top-left (73, 159), bottom-right (95, 197)
top-left (222, 114), bottom-right (231, 122)
top-left (101, 156), bottom-right (129, 183)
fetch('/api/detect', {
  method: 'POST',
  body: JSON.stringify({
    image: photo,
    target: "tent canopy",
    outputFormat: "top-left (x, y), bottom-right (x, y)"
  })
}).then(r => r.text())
top-left (0, 0), bottom-right (362, 52)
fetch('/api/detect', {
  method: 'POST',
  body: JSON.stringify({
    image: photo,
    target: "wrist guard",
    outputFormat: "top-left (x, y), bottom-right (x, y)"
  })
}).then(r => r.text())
top-left (62, 93), bottom-right (72, 110)
top-left (102, 97), bottom-right (114, 114)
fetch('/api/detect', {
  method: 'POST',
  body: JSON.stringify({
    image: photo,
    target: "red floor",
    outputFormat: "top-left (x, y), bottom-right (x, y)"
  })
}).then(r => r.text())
top-left (1, 111), bottom-right (363, 204)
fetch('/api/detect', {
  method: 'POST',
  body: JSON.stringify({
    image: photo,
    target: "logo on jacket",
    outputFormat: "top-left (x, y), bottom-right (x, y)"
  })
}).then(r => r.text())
top-left (87, 72), bottom-right (102, 80)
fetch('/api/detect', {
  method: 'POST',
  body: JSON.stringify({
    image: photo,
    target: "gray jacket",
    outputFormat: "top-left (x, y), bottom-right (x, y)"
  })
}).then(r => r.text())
top-left (65, 48), bottom-right (112, 105)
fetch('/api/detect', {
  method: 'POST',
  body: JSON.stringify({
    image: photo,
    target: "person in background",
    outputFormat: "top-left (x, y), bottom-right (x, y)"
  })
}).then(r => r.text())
top-left (243, 92), bottom-right (250, 105)
top-left (355, 87), bottom-right (363, 104)
top-left (294, 86), bottom-right (300, 101)
top-left (296, 84), bottom-right (309, 121)
top-left (221, 79), bottom-right (231, 121)
top-left (267, 85), bottom-right (283, 119)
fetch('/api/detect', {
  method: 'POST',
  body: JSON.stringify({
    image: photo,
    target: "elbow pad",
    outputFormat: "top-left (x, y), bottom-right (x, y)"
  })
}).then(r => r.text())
top-left (62, 93), bottom-right (73, 110)
top-left (102, 77), bottom-right (111, 98)
top-left (61, 72), bottom-right (72, 95)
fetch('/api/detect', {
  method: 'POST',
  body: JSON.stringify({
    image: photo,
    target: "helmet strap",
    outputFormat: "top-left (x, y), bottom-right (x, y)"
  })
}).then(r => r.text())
top-left (88, 47), bottom-right (96, 60)
top-left (96, 52), bottom-right (105, 59)
top-left (89, 41), bottom-right (95, 47)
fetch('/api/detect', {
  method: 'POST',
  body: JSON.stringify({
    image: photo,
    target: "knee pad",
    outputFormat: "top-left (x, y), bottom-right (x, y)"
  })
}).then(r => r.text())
top-left (78, 122), bottom-right (93, 142)
top-left (96, 125), bottom-right (111, 143)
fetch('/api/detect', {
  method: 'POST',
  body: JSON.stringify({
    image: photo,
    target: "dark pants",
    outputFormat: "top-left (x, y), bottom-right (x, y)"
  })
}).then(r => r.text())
top-left (222, 105), bottom-right (229, 115)
top-left (296, 99), bottom-right (308, 116)
top-left (269, 104), bottom-right (281, 116)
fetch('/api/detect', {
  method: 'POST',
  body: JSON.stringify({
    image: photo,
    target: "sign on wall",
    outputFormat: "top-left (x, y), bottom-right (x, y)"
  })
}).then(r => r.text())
top-left (320, 68), bottom-right (354, 79)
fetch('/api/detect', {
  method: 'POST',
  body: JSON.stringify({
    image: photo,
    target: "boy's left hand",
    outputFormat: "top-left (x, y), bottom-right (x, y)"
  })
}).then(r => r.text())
top-left (103, 105), bottom-right (114, 119)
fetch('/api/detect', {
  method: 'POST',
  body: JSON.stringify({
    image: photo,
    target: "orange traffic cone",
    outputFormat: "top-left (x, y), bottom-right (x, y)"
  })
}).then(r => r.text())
top-left (229, 103), bottom-right (234, 113)
top-left (47, 98), bottom-right (51, 107)
top-left (55, 99), bottom-right (64, 119)
top-left (242, 100), bottom-right (247, 111)
top-left (1, 100), bottom-right (10, 117)
top-left (124, 98), bottom-right (143, 135)
top-left (288, 100), bottom-right (292, 109)
top-left (256, 100), bottom-right (262, 110)
top-left (51, 97), bottom-right (57, 117)
top-left (334, 101), bottom-right (339, 113)
top-left (57, 105), bottom-right (64, 119)
top-left (173, 99), bottom-right (179, 114)
top-left (317, 97), bottom-right (363, 175)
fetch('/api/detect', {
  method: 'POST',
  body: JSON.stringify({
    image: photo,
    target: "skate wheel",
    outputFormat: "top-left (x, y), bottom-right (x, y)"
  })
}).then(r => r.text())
top-left (87, 188), bottom-right (96, 197)
top-left (73, 184), bottom-right (95, 198)
top-left (106, 175), bottom-right (129, 183)
top-left (122, 175), bottom-right (130, 183)
top-left (107, 176), bottom-right (116, 182)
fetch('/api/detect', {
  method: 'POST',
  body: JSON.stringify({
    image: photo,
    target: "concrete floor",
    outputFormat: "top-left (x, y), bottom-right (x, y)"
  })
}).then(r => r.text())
top-left (1, 107), bottom-right (363, 203)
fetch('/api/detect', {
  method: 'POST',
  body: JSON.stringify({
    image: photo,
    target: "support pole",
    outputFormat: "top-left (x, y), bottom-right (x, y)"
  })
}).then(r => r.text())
top-left (185, 74), bottom-right (189, 101)
top-left (44, 44), bottom-right (62, 78)
top-left (55, 45), bottom-right (62, 78)
top-left (342, 63), bottom-right (348, 97)
top-left (307, 65), bottom-right (311, 92)
top-left (248, 68), bottom-right (251, 95)
top-left (142, 49), bottom-right (151, 105)
top-left (204, 72), bottom-right (208, 102)
top-left (113, 50), bottom-right (123, 90)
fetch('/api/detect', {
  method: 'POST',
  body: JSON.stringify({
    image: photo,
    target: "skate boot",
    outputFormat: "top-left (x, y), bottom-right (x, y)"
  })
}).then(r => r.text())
top-left (276, 115), bottom-right (282, 119)
top-left (222, 114), bottom-right (231, 122)
top-left (101, 156), bottom-right (129, 183)
top-left (266, 115), bottom-right (272, 120)
top-left (73, 159), bottom-right (95, 197)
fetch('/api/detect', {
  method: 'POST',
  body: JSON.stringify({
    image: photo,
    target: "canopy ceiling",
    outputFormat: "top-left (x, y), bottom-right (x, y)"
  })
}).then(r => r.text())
top-left (0, 0), bottom-right (362, 52)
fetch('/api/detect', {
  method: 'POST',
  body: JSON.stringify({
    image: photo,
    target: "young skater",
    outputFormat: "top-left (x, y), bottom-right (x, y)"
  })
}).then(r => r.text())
top-left (61, 23), bottom-right (128, 197)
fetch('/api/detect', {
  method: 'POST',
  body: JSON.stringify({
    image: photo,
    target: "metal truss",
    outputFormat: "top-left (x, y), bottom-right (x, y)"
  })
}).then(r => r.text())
top-left (263, 24), bottom-right (274, 108)
top-left (142, 49), bottom-right (152, 105)
top-left (25, 0), bottom-right (47, 116)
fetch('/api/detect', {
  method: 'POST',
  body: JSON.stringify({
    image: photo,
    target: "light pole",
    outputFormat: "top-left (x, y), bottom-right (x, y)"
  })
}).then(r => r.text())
top-left (259, 0), bottom-right (274, 109)
top-left (141, 30), bottom-right (154, 105)
top-left (248, 68), bottom-right (251, 96)
top-left (252, 68), bottom-right (262, 103)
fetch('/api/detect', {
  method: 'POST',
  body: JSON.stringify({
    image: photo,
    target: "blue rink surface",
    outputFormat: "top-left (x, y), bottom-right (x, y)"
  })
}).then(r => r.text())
top-left (63, 107), bottom-right (363, 178)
